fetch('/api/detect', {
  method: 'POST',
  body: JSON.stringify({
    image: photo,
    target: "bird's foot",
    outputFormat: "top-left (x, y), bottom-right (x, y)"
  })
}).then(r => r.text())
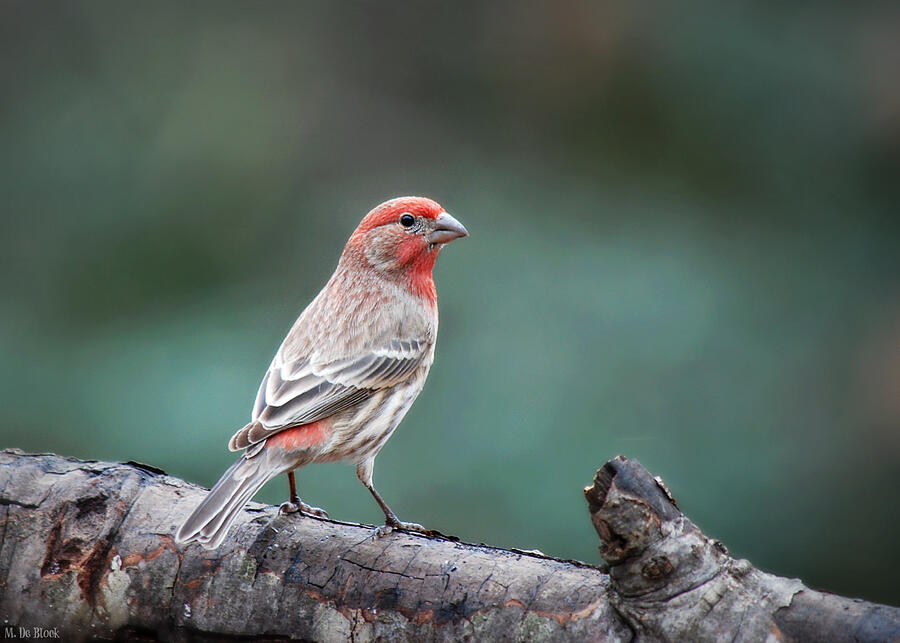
top-left (278, 501), bottom-right (300, 514)
top-left (300, 503), bottom-right (330, 519)
top-left (279, 500), bottom-right (329, 519)
top-left (373, 519), bottom-right (428, 538)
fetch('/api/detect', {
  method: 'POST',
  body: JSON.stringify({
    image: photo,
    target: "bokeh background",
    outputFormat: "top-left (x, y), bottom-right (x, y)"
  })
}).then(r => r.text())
top-left (2, 1), bottom-right (899, 605)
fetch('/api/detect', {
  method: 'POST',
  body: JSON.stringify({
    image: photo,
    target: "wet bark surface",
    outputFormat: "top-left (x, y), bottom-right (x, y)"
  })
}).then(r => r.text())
top-left (1, 450), bottom-right (897, 642)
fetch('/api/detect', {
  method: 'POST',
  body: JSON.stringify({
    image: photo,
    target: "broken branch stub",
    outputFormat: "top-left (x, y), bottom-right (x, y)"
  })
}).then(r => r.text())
top-left (584, 455), bottom-right (900, 642)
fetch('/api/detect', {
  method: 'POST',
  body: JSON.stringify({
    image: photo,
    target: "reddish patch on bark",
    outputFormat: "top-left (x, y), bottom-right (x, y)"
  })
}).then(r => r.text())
top-left (181, 558), bottom-right (222, 592)
top-left (77, 540), bottom-right (114, 602)
top-left (40, 516), bottom-right (81, 577)
top-left (40, 505), bottom-right (114, 605)
top-left (504, 598), bottom-right (527, 610)
top-left (414, 609), bottom-right (436, 625)
top-left (268, 421), bottom-right (330, 451)
top-left (121, 535), bottom-right (176, 568)
top-left (503, 596), bottom-right (604, 627)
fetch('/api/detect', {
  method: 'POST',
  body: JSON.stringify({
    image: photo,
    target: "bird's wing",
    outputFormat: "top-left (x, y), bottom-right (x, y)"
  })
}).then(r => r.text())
top-left (229, 339), bottom-right (430, 451)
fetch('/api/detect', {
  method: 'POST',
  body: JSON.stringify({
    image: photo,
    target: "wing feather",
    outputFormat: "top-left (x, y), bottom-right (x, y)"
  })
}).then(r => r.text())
top-left (232, 339), bottom-right (431, 449)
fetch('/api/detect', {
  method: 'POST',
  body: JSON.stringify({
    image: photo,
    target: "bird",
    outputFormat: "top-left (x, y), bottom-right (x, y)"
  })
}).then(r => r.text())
top-left (175, 196), bottom-right (468, 549)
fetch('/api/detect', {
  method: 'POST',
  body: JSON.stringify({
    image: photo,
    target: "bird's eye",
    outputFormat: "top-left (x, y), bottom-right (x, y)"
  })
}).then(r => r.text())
top-left (399, 214), bottom-right (415, 228)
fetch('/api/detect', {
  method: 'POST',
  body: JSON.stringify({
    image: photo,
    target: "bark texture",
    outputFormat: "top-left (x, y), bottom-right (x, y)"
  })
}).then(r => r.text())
top-left (0, 449), bottom-right (897, 642)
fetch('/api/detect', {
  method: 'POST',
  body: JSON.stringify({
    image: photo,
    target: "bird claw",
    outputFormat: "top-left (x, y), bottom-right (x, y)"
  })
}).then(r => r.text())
top-left (373, 520), bottom-right (427, 539)
top-left (279, 501), bottom-right (300, 514)
top-left (279, 501), bottom-right (329, 519)
top-left (372, 524), bottom-right (394, 539)
top-left (301, 504), bottom-right (329, 519)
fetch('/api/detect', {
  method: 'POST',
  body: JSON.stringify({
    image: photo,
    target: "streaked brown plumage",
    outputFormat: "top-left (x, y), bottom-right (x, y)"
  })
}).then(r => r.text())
top-left (176, 197), bottom-right (467, 549)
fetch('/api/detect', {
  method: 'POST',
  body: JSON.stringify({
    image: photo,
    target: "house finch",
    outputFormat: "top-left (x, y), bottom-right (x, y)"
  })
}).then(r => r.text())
top-left (176, 197), bottom-right (467, 549)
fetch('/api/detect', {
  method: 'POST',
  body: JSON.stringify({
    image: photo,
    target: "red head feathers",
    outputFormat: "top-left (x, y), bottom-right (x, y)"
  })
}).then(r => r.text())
top-left (344, 196), bottom-right (468, 302)
top-left (355, 196), bottom-right (445, 234)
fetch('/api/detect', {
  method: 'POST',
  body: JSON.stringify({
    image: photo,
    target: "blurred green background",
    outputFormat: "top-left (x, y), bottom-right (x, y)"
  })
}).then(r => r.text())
top-left (2, 1), bottom-right (899, 605)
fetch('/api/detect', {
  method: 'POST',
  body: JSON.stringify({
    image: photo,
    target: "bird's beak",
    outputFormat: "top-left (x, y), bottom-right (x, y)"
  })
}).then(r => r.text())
top-left (426, 212), bottom-right (469, 245)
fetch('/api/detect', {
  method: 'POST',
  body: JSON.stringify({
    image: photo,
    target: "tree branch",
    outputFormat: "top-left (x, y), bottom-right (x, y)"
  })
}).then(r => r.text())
top-left (0, 449), bottom-right (896, 641)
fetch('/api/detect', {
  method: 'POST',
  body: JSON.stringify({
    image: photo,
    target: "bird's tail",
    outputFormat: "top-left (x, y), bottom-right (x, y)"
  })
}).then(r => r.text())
top-left (175, 451), bottom-right (284, 550)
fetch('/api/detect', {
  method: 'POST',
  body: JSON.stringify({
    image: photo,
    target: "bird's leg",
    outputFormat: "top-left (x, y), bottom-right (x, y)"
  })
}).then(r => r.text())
top-left (279, 470), bottom-right (329, 519)
top-left (356, 458), bottom-right (426, 537)
top-left (287, 469), bottom-right (300, 505)
top-left (279, 470), bottom-right (301, 513)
